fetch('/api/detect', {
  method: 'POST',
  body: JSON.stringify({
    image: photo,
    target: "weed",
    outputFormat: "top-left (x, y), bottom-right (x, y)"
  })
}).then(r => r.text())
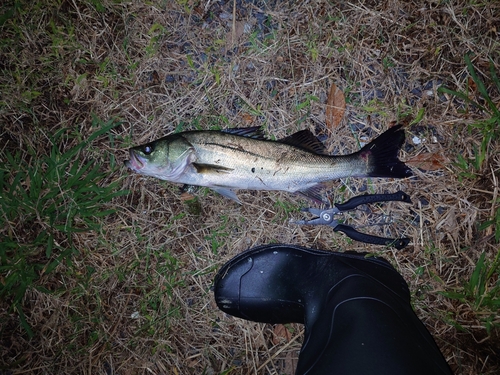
top-left (295, 94), bottom-right (320, 125)
top-left (273, 199), bottom-right (300, 222)
top-left (87, 0), bottom-right (106, 13)
top-left (440, 250), bottom-right (500, 334)
top-left (438, 55), bottom-right (500, 242)
top-left (382, 55), bottom-right (395, 70)
top-left (0, 117), bottom-right (127, 337)
top-left (146, 23), bottom-right (167, 57)
top-left (409, 108), bottom-right (426, 126)
top-left (438, 55), bottom-right (500, 177)
top-left (204, 215), bottom-right (231, 254)
top-left (306, 38), bottom-right (319, 61)
top-left (295, 94), bottom-right (320, 112)
top-left (361, 98), bottom-right (389, 117)
top-left (158, 248), bottom-right (186, 297)
top-left (129, 246), bottom-right (186, 339)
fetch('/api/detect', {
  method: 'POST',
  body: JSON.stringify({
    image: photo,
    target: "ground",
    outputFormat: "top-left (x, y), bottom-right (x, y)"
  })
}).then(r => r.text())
top-left (1, 0), bottom-right (499, 374)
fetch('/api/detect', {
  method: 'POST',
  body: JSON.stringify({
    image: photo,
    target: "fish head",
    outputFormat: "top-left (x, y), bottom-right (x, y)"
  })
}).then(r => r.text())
top-left (125, 135), bottom-right (196, 181)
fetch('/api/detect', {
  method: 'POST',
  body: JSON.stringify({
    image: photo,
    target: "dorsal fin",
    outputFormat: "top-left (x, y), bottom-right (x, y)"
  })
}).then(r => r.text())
top-left (279, 130), bottom-right (328, 155)
top-left (222, 126), bottom-right (267, 140)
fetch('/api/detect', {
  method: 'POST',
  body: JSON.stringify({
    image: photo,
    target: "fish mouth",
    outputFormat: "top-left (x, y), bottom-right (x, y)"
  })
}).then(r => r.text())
top-left (124, 150), bottom-right (145, 172)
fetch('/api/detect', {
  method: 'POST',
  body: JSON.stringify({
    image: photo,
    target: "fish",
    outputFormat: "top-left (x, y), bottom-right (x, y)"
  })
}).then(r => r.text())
top-left (124, 125), bottom-right (412, 203)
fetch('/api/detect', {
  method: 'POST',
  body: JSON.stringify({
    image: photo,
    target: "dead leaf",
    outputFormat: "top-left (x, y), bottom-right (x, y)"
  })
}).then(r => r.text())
top-left (283, 350), bottom-right (298, 375)
top-left (406, 152), bottom-right (447, 171)
top-left (150, 70), bottom-right (160, 85)
top-left (272, 324), bottom-right (292, 345)
top-left (180, 191), bottom-right (196, 201)
top-left (436, 207), bottom-right (460, 243)
top-left (240, 112), bottom-right (255, 125)
top-left (325, 83), bottom-right (346, 130)
top-left (225, 21), bottom-right (247, 49)
top-left (468, 76), bottom-right (478, 96)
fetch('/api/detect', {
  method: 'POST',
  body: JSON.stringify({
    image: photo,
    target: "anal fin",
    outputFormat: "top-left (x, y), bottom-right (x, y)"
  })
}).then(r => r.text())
top-left (297, 184), bottom-right (328, 205)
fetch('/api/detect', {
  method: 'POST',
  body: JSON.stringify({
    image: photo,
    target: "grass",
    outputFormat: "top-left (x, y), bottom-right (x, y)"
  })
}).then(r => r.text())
top-left (439, 55), bottom-right (500, 248)
top-left (0, 117), bottom-right (126, 337)
top-left (439, 55), bottom-right (500, 184)
top-left (441, 251), bottom-right (500, 334)
top-left (1, 0), bottom-right (500, 374)
top-left (436, 54), bottom-right (500, 338)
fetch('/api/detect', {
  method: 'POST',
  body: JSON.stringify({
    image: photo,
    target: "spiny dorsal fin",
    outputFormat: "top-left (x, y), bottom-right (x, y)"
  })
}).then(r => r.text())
top-left (222, 126), bottom-right (267, 140)
top-left (279, 130), bottom-right (328, 155)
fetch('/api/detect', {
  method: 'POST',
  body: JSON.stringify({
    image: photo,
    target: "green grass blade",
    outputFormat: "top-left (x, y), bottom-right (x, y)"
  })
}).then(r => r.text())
top-left (468, 252), bottom-right (485, 301)
top-left (465, 54), bottom-right (499, 116)
top-left (437, 86), bottom-right (485, 111)
top-left (15, 303), bottom-right (34, 339)
top-left (490, 59), bottom-right (500, 92)
top-left (410, 108), bottom-right (425, 125)
top-left (66, 162), bottom-right (94, 188)
top-left (87, 117), bottom-right (122, 144)
top-left (439, 290), bottom-right (466, 301)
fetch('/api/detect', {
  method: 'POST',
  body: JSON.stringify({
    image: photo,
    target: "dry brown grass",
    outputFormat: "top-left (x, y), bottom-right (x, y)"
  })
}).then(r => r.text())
top-left (1, 0), bottom-right (499, 374)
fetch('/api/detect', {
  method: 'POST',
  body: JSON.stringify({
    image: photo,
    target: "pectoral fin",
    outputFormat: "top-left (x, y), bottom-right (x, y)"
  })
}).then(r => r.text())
top-left (192, 164), bottom-right (239, 202)
top-left (193, 163), bottom-right (234, 174)
top-left (211, 187), bottom-right (241, 204)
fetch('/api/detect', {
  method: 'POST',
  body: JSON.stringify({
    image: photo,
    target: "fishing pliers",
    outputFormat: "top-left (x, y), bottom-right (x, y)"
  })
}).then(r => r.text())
top-left (295, 191), bottom-right (412, 250)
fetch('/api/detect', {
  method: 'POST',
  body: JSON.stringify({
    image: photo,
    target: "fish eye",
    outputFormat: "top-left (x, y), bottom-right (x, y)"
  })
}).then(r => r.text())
top-left (142, 144), bottom-right (154, 155)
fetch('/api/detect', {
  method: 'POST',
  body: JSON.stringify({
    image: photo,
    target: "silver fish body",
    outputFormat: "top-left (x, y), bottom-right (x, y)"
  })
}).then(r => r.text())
top-left (125, 125), bottom-right (412, 202)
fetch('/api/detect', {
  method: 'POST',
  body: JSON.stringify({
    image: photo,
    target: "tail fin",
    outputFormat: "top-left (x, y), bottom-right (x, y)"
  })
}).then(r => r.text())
top-left (357, 125), bottom-right (412, 178)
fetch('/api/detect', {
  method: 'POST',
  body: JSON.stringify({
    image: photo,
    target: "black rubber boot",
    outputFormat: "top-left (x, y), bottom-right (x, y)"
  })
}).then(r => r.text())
top-left (214, 244), bottom-right (453, 375)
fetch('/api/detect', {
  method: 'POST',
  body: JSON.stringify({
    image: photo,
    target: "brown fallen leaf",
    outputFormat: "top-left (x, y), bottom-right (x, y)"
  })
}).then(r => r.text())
top-left (468, 76), bottom-right (478, 97)
top-left (325, 83), bottom-right (346, 130)
top-left (406, 152), bottom-right (447, 171)
top-left (180, 191), bottom-right (196, 201)
top-left (272, 324), bottom-right (292, 345)
top-left (240, 112), bottom-right (255, 125)
top-left (283, 350), bottom-right (298, 375)
top-left (225, 20), bottom-right (247, 49)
